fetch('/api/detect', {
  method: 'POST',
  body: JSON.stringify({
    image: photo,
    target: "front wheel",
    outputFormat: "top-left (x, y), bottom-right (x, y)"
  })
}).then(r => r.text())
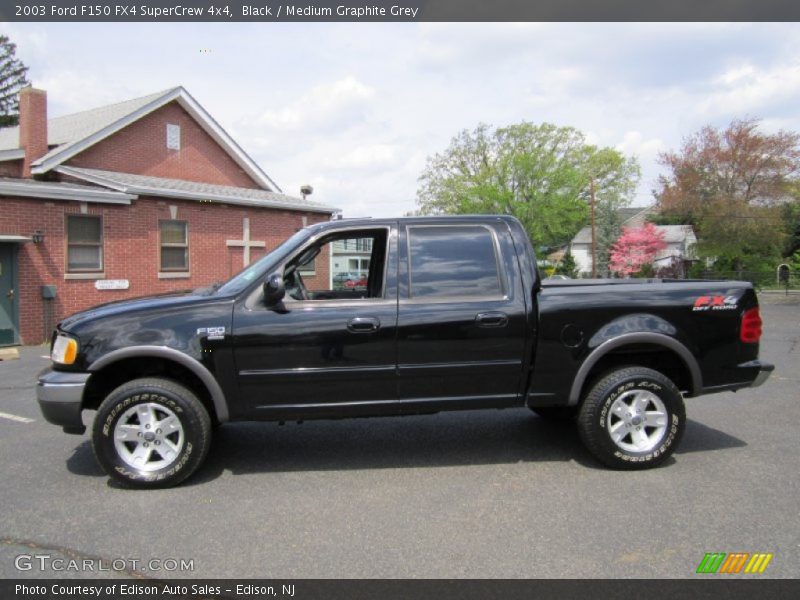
top-left (92, 377), bottom-right (212, 488)
top-left (577, 367), bottom-right (685, 470)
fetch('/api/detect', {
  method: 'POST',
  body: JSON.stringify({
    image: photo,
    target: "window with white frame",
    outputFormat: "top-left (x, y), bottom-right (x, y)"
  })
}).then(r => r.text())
top-left (66, 215), bottom-right (103, 272)
top-left (159, 220), bottom-right (189, 272)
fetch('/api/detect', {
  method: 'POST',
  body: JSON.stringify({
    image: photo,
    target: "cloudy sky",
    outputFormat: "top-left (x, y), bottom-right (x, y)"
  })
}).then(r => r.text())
top-left (5, 22), bottom-right (800, 216)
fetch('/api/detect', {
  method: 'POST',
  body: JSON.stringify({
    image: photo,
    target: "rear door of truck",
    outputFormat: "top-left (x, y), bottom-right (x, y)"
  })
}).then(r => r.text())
top-left (396, 219), bottom-right (528, 408)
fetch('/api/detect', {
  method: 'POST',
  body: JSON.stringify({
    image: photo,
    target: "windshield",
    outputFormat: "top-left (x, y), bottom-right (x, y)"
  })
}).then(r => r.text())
top-left (214, 228), bottom-right (312, 295)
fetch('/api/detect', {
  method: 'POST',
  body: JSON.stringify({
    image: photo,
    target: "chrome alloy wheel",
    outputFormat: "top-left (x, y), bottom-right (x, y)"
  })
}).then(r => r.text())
top-left (606, 390), bottom-right (668, 453)
top-left (113, 403), bottom-right (185, 471)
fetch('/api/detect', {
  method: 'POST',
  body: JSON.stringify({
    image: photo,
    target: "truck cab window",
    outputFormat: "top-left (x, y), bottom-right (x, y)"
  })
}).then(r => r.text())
top-left (284, 229), bottom-right (388, 301)
top-left (408, 225), bottom-right (503, 299)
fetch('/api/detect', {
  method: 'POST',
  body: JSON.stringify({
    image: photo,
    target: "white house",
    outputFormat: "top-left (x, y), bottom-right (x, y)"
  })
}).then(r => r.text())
top-left (651, 225), bottom-right (698, 273)
top-left (568, 206), bottom-right (697, 277)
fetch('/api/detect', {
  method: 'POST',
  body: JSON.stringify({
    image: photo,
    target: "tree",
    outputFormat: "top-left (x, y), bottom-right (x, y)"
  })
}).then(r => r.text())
top-left (0, 35), bottom-right (30, 127)
top-left (783, 191), bottom-right (800, 258)
top-left (609, 223), bottom-right (667, 277)
top-left (586, 148), bottom-right (641, 277)
top-left (417, 122), bottom-right (639, 251)
top-left (554, 250), bottom-right (579, 278)
top-left (654, 117), bottom-right (800, 268)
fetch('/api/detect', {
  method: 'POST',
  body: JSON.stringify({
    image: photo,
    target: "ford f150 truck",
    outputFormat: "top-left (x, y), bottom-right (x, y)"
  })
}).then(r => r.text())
top-left (36, 216), bottom-right (774, 487)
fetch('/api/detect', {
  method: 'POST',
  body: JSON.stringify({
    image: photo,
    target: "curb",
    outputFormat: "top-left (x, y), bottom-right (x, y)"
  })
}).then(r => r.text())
top-left (0, 347), bottom-right (21, 361)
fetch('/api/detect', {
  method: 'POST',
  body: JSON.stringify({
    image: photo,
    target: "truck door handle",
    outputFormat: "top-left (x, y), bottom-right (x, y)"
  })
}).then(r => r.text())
top-left (347, 317), bottom-right (380, 333)
top-left (476, 312), bottom-right (508, 328)
top-left (6, 289), bottom-right (13, 301)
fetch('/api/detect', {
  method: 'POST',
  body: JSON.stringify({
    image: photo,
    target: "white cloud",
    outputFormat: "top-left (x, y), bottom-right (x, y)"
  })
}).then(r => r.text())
top-left (527, 67), bottom-right (586, 106)
top-left (3, 24), bottom-right (49, 64)
top-left (699, 61), bottom-right (800, 116)
top-left (37, 70), bottom-right (139, 115)
top-left (257, 75), bottom-right (376, 131)
top-left (714, 63), bottom-right (757, 86)
top-left (322, 144), bottom-right (398, 170)
top-left (615, 131), bottom-right (666, 163)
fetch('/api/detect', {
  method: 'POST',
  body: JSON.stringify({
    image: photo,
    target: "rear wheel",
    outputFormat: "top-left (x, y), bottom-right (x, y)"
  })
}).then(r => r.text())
top-left (577, 366), bottom-right (685, 470)
top-left (92, 377), bottom-right (212, 488)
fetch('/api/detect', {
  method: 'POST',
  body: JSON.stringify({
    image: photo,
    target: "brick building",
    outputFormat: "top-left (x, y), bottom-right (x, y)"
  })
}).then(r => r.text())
top-left (0, 86), bottom-right (336, 345)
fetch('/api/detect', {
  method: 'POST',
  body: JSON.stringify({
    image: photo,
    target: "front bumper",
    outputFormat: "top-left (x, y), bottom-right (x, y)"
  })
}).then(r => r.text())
top-left (36, 367), bottom-right (90, 434)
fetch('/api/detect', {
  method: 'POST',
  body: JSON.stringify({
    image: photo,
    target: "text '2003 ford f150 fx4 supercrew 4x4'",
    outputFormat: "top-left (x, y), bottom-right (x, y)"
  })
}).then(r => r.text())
top-left (37, 216), bottom-right (774, 488)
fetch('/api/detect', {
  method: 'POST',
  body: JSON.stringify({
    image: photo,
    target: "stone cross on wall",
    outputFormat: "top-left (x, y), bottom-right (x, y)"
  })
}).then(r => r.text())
top-left (226, 217), bottom-right (266, 267)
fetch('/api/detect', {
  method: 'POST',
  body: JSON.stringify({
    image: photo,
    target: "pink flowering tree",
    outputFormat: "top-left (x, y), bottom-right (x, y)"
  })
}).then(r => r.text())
top-left (609, 223), bottom-right (667, 277)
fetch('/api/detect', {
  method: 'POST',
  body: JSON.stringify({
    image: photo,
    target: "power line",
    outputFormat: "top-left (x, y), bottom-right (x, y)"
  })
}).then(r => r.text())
top-left (652, 213), bottom-right (793, 221)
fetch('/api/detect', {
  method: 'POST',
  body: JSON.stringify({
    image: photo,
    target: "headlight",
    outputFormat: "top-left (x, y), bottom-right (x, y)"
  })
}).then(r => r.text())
top-left (51, 335), bottom-right (78, 365)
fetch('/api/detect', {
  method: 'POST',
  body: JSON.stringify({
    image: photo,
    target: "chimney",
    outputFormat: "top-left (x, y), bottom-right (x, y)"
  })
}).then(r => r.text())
top-left (19, 86), bottom-right (48, 178)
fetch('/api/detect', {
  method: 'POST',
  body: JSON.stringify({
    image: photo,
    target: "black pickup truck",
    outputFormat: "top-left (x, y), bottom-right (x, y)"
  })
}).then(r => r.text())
top-left (37, 216), bottom-right (773, 487)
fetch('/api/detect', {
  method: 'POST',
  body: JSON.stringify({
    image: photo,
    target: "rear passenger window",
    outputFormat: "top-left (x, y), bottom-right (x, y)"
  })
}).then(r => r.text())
top-left (408, 225), bottom-right (503, 299)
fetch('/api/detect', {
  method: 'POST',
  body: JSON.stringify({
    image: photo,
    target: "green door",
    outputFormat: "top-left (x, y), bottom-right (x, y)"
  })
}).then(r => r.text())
top-left (0, 244), bottom-right (18, 345)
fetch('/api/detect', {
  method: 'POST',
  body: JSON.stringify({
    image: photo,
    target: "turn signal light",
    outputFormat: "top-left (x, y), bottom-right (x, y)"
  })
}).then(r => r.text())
top-left (740, 307), bottom-right (763, 344)
top-left (51, 335), bottom-right (78, 364)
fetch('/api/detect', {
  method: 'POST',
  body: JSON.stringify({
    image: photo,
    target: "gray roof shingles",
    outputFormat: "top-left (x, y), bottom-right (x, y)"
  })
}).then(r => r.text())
top-left (0, 88), bottom-right (175, 156)
top-left (60, 167), bottom-right (337, 213)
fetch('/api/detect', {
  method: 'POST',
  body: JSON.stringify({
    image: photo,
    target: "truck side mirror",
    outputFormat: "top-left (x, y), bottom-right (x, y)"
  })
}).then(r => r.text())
top-left (263, 273), bottom-right (285, 307)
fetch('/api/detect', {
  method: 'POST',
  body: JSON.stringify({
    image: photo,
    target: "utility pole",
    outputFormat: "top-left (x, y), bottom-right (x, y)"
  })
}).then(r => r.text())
top-left (590, 178), bottom-right (597, 278)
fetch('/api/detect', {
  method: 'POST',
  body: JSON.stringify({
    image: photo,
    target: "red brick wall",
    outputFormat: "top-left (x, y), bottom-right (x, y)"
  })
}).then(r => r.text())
top-left (0, 160), bottom-right (22, 178)
top-left (19, 88), bottom-right (48, 178)
top-left (65, 102), bottom-right (263, 189)
top-left (0, 195), bottom-right (329, 344)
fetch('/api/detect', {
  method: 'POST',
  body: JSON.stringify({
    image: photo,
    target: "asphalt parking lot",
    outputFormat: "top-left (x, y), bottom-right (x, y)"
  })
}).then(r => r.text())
top-left (0, 295), bottom-right (798, 580)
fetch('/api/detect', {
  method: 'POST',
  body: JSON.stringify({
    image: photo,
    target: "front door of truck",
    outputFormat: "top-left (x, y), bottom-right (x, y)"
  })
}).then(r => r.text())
top-left (232, 226), bottom-right (399, 416)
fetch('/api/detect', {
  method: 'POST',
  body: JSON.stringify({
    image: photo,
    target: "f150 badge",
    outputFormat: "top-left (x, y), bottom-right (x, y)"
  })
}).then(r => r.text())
top-left (693, 295), bottom-right (738, 312)
top-left (197, 326), bottom-right (226, 340)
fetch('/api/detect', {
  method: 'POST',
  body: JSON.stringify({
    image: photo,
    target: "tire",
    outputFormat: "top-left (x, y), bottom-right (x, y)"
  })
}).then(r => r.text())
top-left (530, 406), bottom-right (577, 421)
top-left (577, 366), bottom-right (685, 470)
top-left (92, 377), bottom-right (212, 488)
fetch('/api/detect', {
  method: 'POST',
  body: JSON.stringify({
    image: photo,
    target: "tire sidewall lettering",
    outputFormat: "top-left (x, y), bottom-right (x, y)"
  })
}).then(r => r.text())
top-left (593, 374), bottom-right (680, 466)
top-left (96, 386), bottom-right (199, 485)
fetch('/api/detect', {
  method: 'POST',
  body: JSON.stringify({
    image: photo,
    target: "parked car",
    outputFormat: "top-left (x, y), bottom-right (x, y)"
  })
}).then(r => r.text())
top-left (344, 275), bottom-right (368, 289)
top-left (37, 216), bottom-right (772, 487)
top-left (332, 272), bottom-right (362, 284)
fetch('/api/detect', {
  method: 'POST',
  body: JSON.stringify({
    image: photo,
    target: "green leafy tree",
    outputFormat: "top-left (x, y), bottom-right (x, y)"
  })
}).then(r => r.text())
top-left (554, 250), bottom-right (579, 278)
top-left (655, 117), bottom-right (800, 270)
top-left (783, 193), bottom-right (800, 258)
top-left (417, 122), bottom-right (639, 252)
top-left (0, 35), bottom-right (30, 127)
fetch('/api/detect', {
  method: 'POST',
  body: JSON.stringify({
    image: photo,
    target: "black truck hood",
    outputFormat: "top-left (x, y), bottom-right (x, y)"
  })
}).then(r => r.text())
top-left (55, 288), bottom-right (236, 371)
top-left (58, 289), bottom-right (222, 332)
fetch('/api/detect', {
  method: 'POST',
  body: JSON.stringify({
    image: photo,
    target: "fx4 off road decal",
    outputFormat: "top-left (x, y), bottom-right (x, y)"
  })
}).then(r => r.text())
top-left (693, 295), bottom-right (738, 312)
